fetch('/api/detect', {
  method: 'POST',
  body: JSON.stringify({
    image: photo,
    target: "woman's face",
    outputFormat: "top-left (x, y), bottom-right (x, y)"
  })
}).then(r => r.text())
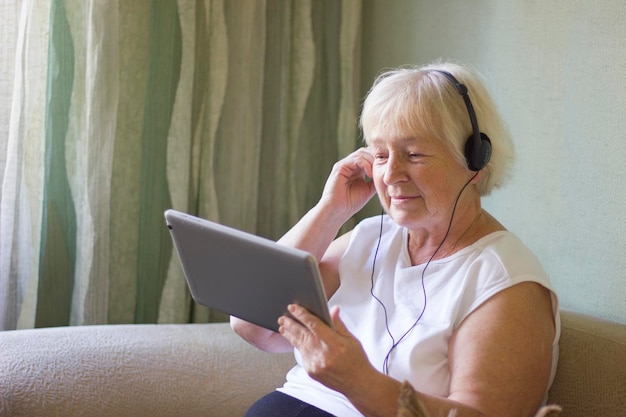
top-left (369, 131), bottom-right (472, 232)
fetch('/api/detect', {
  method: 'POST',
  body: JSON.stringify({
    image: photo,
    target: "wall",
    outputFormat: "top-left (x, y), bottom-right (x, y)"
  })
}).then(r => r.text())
top-left (360, 0), bottom-right (626, 323)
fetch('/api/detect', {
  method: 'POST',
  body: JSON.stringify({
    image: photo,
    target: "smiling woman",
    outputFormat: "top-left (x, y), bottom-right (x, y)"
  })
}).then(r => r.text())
top-left (232, 62), bottom-right (559, 417)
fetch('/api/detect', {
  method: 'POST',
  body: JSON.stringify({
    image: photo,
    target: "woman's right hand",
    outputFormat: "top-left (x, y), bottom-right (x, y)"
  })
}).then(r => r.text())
top-left (319, 147), bottom-right (377, 220)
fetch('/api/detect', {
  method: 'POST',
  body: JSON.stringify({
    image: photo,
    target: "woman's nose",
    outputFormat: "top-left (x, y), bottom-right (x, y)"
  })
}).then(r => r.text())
top-left (383, 155), bottom-right (407, 184)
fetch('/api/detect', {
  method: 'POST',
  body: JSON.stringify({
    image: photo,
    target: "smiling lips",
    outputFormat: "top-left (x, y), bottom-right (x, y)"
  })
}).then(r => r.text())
top-left (388, 194), bottom-right (419, 204)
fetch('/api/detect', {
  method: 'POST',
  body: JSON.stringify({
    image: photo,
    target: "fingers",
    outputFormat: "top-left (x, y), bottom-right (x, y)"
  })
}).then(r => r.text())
top-left (353, 148), bottom-right (374, 178)
top-left (319, 148), bottom-right (377, 218)
top-left (278, 304), bottom-right (354, 346)
top-left (329, 305), bottom-right (349, 336)
top-left (330, 148), bottom-right (372, 178)
top-left (278, 305), bottom-right (329, 348)
top-left (346, 147), bottom-right (374, 179)
top-left (279, 304), bottom-right (329, 339)
top-left (279, 304), bottom-right (372, 394)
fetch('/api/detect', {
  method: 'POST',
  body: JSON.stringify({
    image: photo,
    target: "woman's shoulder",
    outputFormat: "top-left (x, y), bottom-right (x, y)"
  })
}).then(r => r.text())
top-left (474, 231), bottom-right (543, 270)
top-left (456, 231), bottom-right (555, 308)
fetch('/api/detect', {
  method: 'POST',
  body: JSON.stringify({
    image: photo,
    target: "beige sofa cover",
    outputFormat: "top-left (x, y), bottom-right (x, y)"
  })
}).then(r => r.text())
top-left (1, 309), bottom-right (625, 417)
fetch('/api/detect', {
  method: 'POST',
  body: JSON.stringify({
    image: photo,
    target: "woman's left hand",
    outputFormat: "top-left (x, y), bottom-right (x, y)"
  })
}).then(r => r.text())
top-left (278, 304), bottom-right (375, 396)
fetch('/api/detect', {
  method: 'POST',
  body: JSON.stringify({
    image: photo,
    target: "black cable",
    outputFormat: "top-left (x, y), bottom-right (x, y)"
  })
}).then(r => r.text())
top-left (370, 171), bottom-right (479, 374)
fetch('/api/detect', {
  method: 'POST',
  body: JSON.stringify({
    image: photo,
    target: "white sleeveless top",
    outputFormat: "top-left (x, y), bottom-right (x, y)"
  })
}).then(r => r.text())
top-left (279, 215), bottom-right (560, 417)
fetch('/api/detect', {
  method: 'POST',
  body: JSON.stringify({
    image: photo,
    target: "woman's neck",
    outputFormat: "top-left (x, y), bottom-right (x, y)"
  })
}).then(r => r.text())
top-left (406, 208), bottom-right (504, 266)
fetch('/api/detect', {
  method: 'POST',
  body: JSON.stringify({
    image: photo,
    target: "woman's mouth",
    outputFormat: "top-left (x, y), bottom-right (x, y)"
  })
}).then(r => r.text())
top-left (389, 194), bottom-right (418, 204)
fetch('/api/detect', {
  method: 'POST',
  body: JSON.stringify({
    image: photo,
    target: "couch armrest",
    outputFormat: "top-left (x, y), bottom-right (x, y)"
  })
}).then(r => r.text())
top-left (0, 322), bottom-right (295, 417)
top-left (548, 309), bottom-right (626, 417)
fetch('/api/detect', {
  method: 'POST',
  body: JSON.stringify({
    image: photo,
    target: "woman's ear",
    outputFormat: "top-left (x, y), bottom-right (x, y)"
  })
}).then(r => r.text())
top-left (469, 168), bottom-right (485, 184)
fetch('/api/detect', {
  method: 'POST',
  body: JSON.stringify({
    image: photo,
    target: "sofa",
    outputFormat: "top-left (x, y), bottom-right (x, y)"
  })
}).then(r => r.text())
top-left (1, 309), bottom-right (625, 417)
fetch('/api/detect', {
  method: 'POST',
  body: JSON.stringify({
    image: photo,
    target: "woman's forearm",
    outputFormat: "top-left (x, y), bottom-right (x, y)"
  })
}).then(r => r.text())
top-left (347, 373), bottom-right (483, 417)
top-left (276, 201), bottom-right (349, 261)
top-left (229, 316), bottom-right (293, 353)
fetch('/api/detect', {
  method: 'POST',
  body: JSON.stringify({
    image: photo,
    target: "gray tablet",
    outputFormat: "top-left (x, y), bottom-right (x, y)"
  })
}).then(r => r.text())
top-left (164, 209), bottom-right (332, 332)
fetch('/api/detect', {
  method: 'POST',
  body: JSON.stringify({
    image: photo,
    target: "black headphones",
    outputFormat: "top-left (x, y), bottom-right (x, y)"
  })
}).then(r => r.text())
top-left (431, 70), bottom-right (492, 171)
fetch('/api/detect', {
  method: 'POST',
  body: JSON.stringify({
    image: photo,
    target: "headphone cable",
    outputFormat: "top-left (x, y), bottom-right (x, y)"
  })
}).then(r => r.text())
top-left (371, 171), bottom-right (479, 374)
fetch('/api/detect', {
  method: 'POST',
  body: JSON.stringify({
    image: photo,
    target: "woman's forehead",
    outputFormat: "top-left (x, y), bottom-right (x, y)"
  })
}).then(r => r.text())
top-left (368, 133), bottom-right (440, 149)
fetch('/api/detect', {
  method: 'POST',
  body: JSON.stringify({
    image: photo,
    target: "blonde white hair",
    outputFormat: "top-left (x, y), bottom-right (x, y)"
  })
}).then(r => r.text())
top-left (359, 62), bottom-right (514, 195)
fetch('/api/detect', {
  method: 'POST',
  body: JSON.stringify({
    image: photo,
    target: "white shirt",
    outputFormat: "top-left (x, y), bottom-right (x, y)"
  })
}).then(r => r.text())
top-left (279, 215), bottom-right (560, 417)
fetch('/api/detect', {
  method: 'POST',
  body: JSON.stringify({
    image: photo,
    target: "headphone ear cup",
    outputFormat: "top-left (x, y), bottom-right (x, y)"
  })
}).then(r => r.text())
top-left (464, 133), bottom-right (492, 171)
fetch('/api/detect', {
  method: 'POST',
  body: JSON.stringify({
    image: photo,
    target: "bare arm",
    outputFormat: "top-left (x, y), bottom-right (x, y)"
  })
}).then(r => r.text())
top-left (446, 281), bottom-right (556, 417)
top-left (231, 148), bottom-right (376, 352)
top-left (278, 281), bottom-right (556, 417)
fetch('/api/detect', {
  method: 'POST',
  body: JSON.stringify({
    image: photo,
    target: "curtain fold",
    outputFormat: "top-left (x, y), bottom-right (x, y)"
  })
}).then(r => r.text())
top-left (0, 0), bottom-right (362, 330)
top-left (37, 0), bottom-right (77, 328)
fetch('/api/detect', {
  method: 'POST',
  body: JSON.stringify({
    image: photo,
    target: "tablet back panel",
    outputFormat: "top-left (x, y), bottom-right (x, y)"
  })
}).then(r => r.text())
top-left (164, 210), bottom-right (331, 332)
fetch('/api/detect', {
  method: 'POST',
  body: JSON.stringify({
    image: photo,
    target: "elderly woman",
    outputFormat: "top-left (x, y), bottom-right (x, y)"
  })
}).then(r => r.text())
top-left (231, 62), bottom-right (560, 417)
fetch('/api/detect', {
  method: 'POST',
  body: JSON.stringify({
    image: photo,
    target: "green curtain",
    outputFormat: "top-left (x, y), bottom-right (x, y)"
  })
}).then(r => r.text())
top-left (0, 0), bottom-right (362, 330)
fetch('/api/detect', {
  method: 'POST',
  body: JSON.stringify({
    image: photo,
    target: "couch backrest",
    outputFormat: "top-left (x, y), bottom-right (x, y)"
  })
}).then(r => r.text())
top-left (1, 310), bottom-right (624, 417)
top-left (548, 309), bottom-right (626, 416)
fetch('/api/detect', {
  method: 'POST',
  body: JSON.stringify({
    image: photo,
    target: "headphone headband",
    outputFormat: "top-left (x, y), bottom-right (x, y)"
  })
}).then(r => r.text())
top-left (430, 70), bottom-right (491, 171)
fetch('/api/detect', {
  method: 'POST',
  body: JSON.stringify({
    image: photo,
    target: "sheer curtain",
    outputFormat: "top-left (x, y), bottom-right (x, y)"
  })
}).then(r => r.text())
top-left (0, 0), bottom-right (362, 330)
